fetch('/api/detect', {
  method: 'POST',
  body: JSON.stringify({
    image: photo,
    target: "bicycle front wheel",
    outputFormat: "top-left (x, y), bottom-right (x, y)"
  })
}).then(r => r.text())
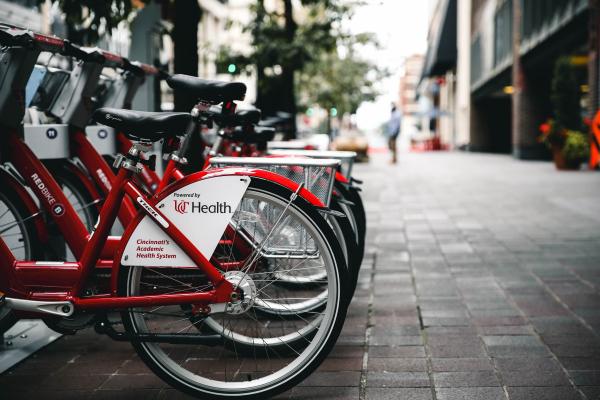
top-left (119, 177), bottom-right (348, 399)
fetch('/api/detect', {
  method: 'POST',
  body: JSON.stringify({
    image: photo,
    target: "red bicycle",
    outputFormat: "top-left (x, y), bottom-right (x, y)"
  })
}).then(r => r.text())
top-left (21, 41), bottom-right (361, 304)
top-left (0, 26), bottom-right (349, 399)
top-left (6, 37), bottom-right (351, 319)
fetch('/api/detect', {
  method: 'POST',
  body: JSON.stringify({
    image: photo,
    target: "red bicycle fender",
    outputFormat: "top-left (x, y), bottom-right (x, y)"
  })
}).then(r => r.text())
top-left (110, 168), bottom-right (325, 293)
top-left (335, 171), bottom-right (349, 184)
top-left (0, 168), bottom-right (49, 242)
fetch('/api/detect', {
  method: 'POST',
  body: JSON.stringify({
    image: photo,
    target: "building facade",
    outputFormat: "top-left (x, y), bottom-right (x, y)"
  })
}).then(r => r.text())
top-left (422, 0), bottom-right (600, 159)
top-left (419, 0), bottom-right (460, 149)
top-left (399, 55), bottom-right (425, 116)
top-left (196, 0), bottom-right (256, 103)
top-left (471, 0), bottom-right (596, 158)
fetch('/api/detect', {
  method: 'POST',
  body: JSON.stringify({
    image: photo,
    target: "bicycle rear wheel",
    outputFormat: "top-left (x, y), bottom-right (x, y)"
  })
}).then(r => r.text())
top-left (119, 178), bottom-right (348, 399)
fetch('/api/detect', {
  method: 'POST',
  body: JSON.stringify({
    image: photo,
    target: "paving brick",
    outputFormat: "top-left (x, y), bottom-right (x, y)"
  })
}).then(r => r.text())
top-left (476, 325), bottom-right (533, 335)
top-left (369, 346), bottom-right (427, 358)
top-left (366, 388), bottom-right (433, 400)
top-left (370, 335), bottom-right (423, 346)
top-left (505, 386), bottom-right (582, 400)
top-left (580, 386), bottom-right (600, 399)
top-left (156, 389), bottom-right (200, 400)
top-left (40, 373), bottom-right (110, 391)
top-left (482, 335), bottom-right (550, 357)
top-left (329, 345), bottom-right (365, 358)
top-left (371, 325), bottom-right (421, 336)
top-left (100, 374), bottom-right (168, 390)
top-left (92, 389), bottom-right (162, 400)
top-left (431, 358), bottom-right (494, 372)
top-left (290, 386), bottom-right (359, 399)
top-left (426, 334), bottom-right (482, 347)
top-left (559, 357), bottom-right (600, 370)
top-left (299, 371), bottom-right (361, 387)
top-left (433, 371), bottom-right (500, 387)
top-left (368, 357), bottom-right (428, 372)
top-left (427, 343), bottom-right (488, 358)
top-left (318, 357), bottom-right (363, 371)
top-left (367, 371), bottom-right (430, 388)
top-left (547, 344), bottom-right (600, 358)
top-left (569, 370), bottom-right (600, 386)
top-left (435, 387), bottom-right (506, 400)
top-left (32, 391), bottom-right (94, 400)
top-left (494, 357), bottom-right (571, 386)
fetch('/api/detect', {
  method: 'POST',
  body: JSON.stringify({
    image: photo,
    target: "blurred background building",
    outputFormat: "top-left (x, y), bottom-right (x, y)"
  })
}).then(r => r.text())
top-left (0, 0), bottom-right (257, 111)
top-left (398, 55), bottom-right (425, 145)
top-left (420, 0), bottom-right (600, 159)
top-left (419, 0), bottom-right (458, 150)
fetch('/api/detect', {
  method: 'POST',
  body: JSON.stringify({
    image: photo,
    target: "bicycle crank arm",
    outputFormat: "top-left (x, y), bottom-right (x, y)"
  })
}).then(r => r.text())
top-left (4, 298), bottom-right (74, 317)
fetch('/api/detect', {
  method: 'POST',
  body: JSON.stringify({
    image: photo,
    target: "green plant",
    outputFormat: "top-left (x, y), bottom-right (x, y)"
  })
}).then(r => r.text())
top-left (551, 56), bottom-right (582, 131)
top-left (562, 130), bottom-right (590, 161)
top-left (217, 0), bottom-right (375, 131)
top-left (41, 0), bottom-right (138, 45)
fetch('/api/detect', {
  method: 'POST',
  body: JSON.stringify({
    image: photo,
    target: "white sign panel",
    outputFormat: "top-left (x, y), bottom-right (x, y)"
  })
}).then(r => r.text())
top-left (122, 175), bottom-right (250, 266)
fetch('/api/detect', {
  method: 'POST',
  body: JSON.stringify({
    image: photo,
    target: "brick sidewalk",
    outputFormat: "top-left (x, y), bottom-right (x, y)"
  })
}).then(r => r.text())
top-left (2, 152), bottom-right (600, 399)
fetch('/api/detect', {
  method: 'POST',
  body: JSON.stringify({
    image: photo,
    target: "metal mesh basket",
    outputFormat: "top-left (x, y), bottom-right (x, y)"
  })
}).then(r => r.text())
top-left (208, 156), bottom-right (340, 206)
top-left (267, 149), bottom-right (357, 180)
top-left (232, 199), bottom-right (320, 258)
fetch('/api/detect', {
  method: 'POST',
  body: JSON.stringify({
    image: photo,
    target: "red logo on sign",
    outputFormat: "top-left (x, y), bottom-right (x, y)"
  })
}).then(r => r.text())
top-left (173, 200), bottom-right (189, 214)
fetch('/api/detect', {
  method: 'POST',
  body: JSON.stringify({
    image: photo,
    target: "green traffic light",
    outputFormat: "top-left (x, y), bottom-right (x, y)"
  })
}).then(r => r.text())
top-left (228, 64), bottom-right (237, 73)
top-left (306, 107), bottom-right (314, 116)
top-left (330, 107), bottom-right (338, 117)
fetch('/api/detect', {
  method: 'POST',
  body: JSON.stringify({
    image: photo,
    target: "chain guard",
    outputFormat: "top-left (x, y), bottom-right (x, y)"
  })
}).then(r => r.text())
top-left (43, 312), bottom-right (96, 335)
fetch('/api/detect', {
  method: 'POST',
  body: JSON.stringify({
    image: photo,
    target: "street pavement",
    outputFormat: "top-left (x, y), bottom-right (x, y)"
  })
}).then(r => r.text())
top-left (2, 151), bottom-right (600, 399)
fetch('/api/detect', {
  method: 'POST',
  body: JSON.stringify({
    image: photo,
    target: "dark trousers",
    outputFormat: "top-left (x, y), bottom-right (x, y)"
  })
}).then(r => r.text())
top-left (388, 135), bottom-right (398, 163)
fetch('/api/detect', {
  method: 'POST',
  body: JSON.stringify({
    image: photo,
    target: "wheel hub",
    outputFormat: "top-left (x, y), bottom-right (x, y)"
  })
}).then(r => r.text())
top-left (223, 271), bottom-right (257, 315)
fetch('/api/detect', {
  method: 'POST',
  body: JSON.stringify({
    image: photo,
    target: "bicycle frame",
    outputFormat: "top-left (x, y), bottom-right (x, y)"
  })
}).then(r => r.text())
top-left (8, 45), bottom-right (149, 254)
top-left (72, 128), bottom-right (139, 225)
top-left (0, 27), bottom-right (325, 317)
top-left (1, 155), bottom-right (237, 309)
top-left (3, 129), bottom-right (115, 260)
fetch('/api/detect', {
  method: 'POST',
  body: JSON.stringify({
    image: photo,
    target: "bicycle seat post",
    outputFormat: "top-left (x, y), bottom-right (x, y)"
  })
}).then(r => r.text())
top-left (113, 141), bottom-right (152, 173)
top-left (209, 101), bottom-right (239, 157)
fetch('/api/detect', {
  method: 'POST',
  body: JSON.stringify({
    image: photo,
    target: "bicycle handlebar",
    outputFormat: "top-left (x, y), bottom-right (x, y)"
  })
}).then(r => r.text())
top-left (0, 24), bottom-right (163, 79)
top-left (31, 32), bottom-right (66, 52)
top-left (130, 61), bottom-right (157, 75)
top-left (0, 25), bottom-right (65, 53)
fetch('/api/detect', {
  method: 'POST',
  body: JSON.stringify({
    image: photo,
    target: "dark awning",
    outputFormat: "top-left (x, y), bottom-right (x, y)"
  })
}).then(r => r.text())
top-left (420, 0), bottom-right (457, 82)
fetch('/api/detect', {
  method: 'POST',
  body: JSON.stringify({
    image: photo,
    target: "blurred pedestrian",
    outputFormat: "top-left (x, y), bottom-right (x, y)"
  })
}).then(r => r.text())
top-left (386, 104), bottom-right (402, 163)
